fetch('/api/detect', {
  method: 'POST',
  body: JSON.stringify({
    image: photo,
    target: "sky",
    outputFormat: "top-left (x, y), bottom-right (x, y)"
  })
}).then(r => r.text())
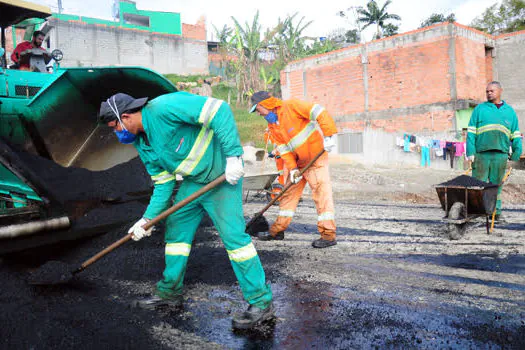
top-left (32, 0), bottom-right (497, 41)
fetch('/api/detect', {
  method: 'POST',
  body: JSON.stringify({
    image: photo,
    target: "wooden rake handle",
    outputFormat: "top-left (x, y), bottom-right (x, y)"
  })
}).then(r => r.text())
top-left (246, 149), bottom-right (326, 229)
top-left (489, 167), bottom-right (512, 233)
top-left (75, 174), bottom-right (227, 273)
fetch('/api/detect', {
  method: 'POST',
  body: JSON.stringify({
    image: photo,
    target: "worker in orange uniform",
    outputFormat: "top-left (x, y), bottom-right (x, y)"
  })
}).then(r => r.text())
top-left (249, 91), bottom-right (338, 248)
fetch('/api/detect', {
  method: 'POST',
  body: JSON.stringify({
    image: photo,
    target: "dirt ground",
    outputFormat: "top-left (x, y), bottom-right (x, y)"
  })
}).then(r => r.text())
top-left (1, 158), bottom-right (524, 349)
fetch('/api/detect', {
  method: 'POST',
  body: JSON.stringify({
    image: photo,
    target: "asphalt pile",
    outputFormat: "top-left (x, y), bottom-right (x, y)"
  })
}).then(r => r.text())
top-left (437, 175), bottom-right (496, 188)
top-left (14, 151), bottom-right (153, 205)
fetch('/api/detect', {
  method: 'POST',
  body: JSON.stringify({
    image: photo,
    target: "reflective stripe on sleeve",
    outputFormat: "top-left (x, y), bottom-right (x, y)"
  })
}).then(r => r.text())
top-left (310, 104), bottom-right (325, 121)
top-left (227, 243), bottom-right (257, 262)
top-left (467, 126), bottom-right (477, 134)
top-left (175, 127), bottom-right (214, 176)
top-left (318, 212), bottom-right (335, 221)
top-left (198, 97), bottom-right (223, 127)
top-left (151, 171), bottom-right (176, 185)
top-left (277, 143), bottom-right (292, 155)
top-left (511, 131), bottom-right (522, 140)
top-left (288, 122), bottom-right (317, 151)
top-left (165, 242), bottom-right (192, 257)
top-left (278, 210), bottom-right (295, 218)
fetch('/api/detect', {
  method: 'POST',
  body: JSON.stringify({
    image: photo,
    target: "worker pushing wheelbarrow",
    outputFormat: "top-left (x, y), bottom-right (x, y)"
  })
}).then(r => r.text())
top-left (434, 168), bottom-right (512, 240)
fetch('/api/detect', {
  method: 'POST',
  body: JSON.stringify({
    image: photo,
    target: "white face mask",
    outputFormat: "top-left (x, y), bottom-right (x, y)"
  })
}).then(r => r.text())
top-left (106, 96), bottom-right (128, 131)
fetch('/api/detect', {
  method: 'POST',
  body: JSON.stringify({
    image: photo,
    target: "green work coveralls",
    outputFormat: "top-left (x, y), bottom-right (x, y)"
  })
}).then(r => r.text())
top-left (133, 92), bottom-right (272, 309)
top-left (466, 101), bottom-right (522, 214)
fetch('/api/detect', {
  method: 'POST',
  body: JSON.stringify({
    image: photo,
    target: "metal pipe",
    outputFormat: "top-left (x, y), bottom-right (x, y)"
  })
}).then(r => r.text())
top-left (0, 216), bottom-right (70, 239)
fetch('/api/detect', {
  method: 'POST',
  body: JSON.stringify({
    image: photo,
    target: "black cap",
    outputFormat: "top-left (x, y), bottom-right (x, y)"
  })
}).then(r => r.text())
top-left (249, 91), bottom-right (271, 113)
top-left (98, 93), bottom-right (148, 124)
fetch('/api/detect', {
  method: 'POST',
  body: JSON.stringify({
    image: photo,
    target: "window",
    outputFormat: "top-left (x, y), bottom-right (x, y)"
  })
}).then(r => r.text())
top-left (123, 13), bottom-right (150, 27)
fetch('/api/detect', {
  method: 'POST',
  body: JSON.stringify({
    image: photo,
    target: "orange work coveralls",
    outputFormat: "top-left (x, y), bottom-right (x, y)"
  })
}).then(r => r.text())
top-left (259, 96), bottom-right (338, 241)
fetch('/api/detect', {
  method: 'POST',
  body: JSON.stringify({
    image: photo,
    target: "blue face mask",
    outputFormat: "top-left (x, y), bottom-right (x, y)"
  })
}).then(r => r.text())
top-left (114, 129), bottom-right (137, 144)
top-left (264, 112), bottom-right (278, 124)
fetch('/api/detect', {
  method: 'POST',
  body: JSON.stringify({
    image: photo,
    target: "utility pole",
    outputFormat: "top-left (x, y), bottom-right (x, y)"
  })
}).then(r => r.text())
top-left (57, 0), bottom-right (63, 14)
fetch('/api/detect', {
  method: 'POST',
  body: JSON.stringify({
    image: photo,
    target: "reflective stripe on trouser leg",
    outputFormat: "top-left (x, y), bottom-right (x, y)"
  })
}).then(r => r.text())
top-left (270, 168), bottom-right (306, 235)
top-left (156, 183), bottom-right (205, 299)
top-left (303, 153), bottom-right (336, 240)
top-left (201, 178), bottom-right (272, 308)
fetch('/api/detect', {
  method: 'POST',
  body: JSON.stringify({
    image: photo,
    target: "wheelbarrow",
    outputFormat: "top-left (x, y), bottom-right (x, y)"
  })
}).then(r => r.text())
top-left (434, 175), bottom-right (499, 240)
top-left (242, 172), bottom-right (280, 203)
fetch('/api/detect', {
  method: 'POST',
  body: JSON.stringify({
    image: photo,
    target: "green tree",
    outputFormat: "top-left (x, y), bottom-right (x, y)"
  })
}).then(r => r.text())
top-left (272, 13), bottom-right (313, 63)
top-left (357, 0), bottom-right (401, 39)
top-left (470, 0), bottom-right (525, 34)
top-left (345, 29), bottom-right (360, 44)
top-left (337, 6), bottom-right (364, 43)
top-left (419, 13), bottom-right (456, 28)
top-left (212, 24), bottom-right (233, 44)
top-left (382, 23), bottom-right (399, 37)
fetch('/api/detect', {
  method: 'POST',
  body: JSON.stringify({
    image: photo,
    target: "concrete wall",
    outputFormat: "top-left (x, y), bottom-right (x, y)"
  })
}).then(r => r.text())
top-left (281, 23), bottom-right (525, 168)
top-left (494, 30), bottom-right (525, 132)
top-left (45, 18), bottom-right (208, 75)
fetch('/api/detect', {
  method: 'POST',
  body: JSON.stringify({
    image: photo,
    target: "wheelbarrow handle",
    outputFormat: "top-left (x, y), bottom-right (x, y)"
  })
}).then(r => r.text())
top-left (75, 174), bottom-right (227, 273)
top-left (246, 149), bottom-right (326, 229)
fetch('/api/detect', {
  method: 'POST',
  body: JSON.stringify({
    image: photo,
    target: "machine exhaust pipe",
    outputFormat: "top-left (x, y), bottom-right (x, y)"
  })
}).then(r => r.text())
top-left (0, 217), bottom-right (71, 239)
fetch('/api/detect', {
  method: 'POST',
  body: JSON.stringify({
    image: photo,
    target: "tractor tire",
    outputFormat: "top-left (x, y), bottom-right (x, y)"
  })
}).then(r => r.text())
top-left (447, 202), bottom-right (467, 240)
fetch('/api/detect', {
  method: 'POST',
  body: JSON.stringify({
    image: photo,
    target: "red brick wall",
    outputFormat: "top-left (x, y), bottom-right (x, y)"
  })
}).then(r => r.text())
top-left (182, 18), bottom-right (205, 41)
top-left (485, 48), bottom-right (493, 84)
top-left (340, 110), bottom-right (454, 133)
top-left (286, 70), bottom-right (306, 99)
top-left (305, 56), bottom-right (365, 116)
top-left (455, 36), bottom-right (487, 100)
top-left (367, 38), bottom-right (451, 111)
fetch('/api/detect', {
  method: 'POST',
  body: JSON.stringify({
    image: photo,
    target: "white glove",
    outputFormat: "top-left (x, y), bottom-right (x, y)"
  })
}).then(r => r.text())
top-left (128, 218), bottom-right (153, 241)
top-left (323, 136), bottom-right (336, 153)
top-left (467, 155), bottom-right (475, 162)
top-left (225, 156), bottom-right (244, 185)
top-left (290, 169), bottom-right (303, 184)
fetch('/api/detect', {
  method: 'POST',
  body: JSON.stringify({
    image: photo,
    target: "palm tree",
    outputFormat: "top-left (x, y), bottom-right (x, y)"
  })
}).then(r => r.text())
top-left (357, 0), bottom-right (401, 39)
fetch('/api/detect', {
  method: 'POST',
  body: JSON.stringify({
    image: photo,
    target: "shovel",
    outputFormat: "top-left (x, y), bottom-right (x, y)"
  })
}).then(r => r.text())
top-left (245, 149), bottom-right (326, 236)
top-left (28, 174), bottom-right (227, 285)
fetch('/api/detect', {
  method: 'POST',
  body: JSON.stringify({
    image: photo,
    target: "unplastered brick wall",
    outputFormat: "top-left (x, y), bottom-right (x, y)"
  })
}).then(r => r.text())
top-left (282, 23), bottom-right (503, 135)
top-left (366, 37), bottom-right (451, 111)
top-left (305, 55), bottom-right (365, 116)
top-left (182, 17), bottom-right (206, 41)
top-left (455, 36), bottom-right (490, 100)
top-left (338, 110), bottom-right (453, 133)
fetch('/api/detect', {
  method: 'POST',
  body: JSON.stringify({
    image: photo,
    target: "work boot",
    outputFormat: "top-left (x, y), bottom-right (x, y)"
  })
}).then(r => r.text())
top-left (312, 238), bottom-right (337, 248)
top-left (232, 303), bottom-right (275, 329)
top-left (258, 231), bottom-right (284, 241)
top-left (132, 294), bottom-right (183, 310)
top-left (494, 213), bottom-right (506, 223)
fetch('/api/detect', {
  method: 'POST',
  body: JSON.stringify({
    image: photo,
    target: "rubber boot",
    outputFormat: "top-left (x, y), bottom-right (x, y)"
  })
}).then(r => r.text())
top-left (312, 238), bottom-right (337, 248)
top-left (232, 303), bottom-right (275, 329)
top-left (258, 231), bottom-right (284, 241)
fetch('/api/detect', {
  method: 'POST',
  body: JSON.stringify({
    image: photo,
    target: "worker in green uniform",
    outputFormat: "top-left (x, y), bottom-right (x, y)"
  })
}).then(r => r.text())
top-left (98, 92), bottom-right (274, 329)
top-left (466, 81), bottom-right (522, 222)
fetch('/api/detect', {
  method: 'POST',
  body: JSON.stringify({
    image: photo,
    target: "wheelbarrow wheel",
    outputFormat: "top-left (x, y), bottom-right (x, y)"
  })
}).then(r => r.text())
top-left (266, 183), bottom-right (284, 205)
top-left (447, 202), bottom-right (467, 240)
